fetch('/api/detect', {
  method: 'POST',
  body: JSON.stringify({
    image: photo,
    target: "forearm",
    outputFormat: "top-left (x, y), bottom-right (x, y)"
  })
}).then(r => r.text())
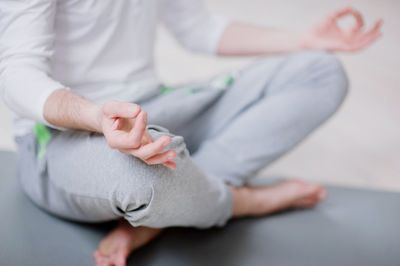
top-left (43, 89), bottom-right (102, 133)
top-left (217, 22), bottom-right (307, 56)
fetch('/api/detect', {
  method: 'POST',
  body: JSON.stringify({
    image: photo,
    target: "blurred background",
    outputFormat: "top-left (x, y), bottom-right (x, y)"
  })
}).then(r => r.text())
top-left (1, 0), bottom-right (399, 190)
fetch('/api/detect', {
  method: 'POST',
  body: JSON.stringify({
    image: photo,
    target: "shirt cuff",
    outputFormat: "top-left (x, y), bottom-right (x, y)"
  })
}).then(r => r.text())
top-left (205, 14), bottom-right (231, 54)
top-left (36, 82), bottom-right (69, 130)
top-left (2, 67), bottom-right (65, 126)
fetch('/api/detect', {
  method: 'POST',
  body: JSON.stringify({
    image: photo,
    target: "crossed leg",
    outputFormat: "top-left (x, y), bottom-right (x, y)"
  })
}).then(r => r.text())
top-left (95, 179), bottom-right (326, 266)
top-left (94, 52), bottom-right (347, 266)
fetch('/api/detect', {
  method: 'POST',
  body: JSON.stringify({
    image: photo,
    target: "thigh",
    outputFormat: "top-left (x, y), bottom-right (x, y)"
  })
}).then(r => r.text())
top-left (141, 59), bottom-right (283, 152)
top-left (168, 52), bottom-right (343, 152)
top-left (17, 126), bottom-right (232, 228)
top-left (142, 82), bottom-right (224, 135)
top-left (173, 56), bottom-right (288, 152)
top-left (17, 130), bottom-right (130, 222)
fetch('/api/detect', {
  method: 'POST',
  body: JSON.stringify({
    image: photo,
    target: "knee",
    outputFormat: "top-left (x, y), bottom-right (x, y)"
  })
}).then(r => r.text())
top-left (306, 51), bottom-right (348, 98)
top-left (112, 128), bottom-right (232, 229)
top-left (297, 51), bottom-right (349, 115)
top-left (118, 160), bottom-right (232, 229)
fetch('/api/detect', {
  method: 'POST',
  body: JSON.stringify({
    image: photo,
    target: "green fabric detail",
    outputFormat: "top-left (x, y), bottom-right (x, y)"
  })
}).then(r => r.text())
top-left (210, 73), bottom-right (235, 90)
top-left (33, 123), bottom-right (51, 159)
top-left (160, 73), bottom-right (235, 95)
top-left (160, 85), bottom-right (175, 95)
top-left (224, 75), bottom-right (235, 87)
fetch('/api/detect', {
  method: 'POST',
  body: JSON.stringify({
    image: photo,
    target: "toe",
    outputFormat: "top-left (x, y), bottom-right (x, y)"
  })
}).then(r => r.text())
top-left (114, 256), bottom-right (127, 266)
top-left (93, 251), bottom-right (103, 265)
top-left (93, 250), bottom-right (114, 266)
top-left (292, 186), bottom-right (325, 208)
top-left (318, 188), bottom-right (328, 200)
top-left (96, 256), bottom-right (111, 266)
top-left (292, 197), bottom-right (318, 208)
top-left (104, 248), bottom-right (129, 266)
top-left (115, 249), bottom-right (130, 266)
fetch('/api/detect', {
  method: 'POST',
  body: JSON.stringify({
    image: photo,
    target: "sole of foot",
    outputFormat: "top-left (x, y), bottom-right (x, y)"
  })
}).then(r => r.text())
top-left (94, 222), bottom-right (161, 266)
top-left (94, 179), bottom-right (326, 266)
top-left (232, 178), bottom-right (327, 217)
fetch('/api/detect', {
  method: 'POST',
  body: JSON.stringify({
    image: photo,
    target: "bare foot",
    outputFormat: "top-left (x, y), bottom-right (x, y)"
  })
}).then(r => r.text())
top-left (94, 220), bottom-right (161, 266)
top-left (94, 179), bottom-right (324, 265)
top-left (232, 179), bottom-right (327, 217)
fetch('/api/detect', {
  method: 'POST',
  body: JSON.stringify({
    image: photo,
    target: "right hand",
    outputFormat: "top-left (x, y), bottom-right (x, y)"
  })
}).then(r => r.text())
top-left (301, 7), bottom-right (382, 52)
top-left (99, 101), bottom-right (177, 169)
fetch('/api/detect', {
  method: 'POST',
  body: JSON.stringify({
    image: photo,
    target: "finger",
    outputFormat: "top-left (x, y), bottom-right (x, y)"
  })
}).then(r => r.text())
top-left (131, 135), bottom-right (172, 160)
top-left (103, 101), bottom-right (141, 118)
top-left (163, 160), bottom-right (177, 170)
top-left (365, 19), bottom-right (383, 35)
top-left (339, 31), bottom-right (382, 52)
top-left (113, 254), bottom-right (127, 266)
top-left (335, 18), bottom-right (382, 52)
top-left (346, 20), bottom-right (382, 51)
top-left (330, 7), bottom-right (364, 31)
top-left (325, 7), bottom-right (353, 28)
top-left (107, 111), bottom-right (148, 149)
top-left (146, 150), bottom-right (176, 165)
top-left (327, 7), bottom-right (349, 22)
top-left (353, 31), bottom-right (382, 51)
top-left (349, 9), bottom-right (364, 33)
top-left (112, 117), bottom-right (120, 130)
top-left (107, 129), bottom-right (136, 149)
top-left (127, 111), bottom-right (147, 148)
top-left (330, 6), bottom-right (354, 19)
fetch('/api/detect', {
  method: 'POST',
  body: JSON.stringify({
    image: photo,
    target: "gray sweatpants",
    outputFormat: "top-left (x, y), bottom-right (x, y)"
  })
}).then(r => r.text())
top-left (16, 52), bottom-right (348, 228)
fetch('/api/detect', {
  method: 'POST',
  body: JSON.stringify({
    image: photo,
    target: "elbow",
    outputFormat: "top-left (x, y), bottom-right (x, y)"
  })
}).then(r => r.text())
top-left (1, 71), bottom-right (32, 120)
top-left (174, 22), bottom-right (229, 54)
top-left (0, 70), bottom-right (18, 115)
top-left (176, 32), bottom-right (222, 55)
top-left (176, 33), bottom-right (213, 54)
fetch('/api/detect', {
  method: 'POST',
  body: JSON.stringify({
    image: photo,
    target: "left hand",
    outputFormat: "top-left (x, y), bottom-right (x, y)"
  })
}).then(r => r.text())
top-left (301, 7), bottom-right (383, 52)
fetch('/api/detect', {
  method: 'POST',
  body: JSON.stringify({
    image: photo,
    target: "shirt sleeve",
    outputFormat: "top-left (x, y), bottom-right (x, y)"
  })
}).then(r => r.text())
top-left (159, 0), bottom-right (230, 54)
top-left (0, 0), bottom-right (64, 124)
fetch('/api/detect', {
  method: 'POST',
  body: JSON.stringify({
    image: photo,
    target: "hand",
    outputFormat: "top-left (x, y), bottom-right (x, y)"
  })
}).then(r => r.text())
top-left (100, 101), bottom-right (177, 169)
top-left (301, 7), bottom-right (383, 52)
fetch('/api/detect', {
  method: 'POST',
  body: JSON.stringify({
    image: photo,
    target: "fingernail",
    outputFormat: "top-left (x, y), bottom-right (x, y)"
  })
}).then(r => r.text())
top-left (133, 105), bottom-right (141, 115)
top-left (319, 190), bottom-right (327, 199)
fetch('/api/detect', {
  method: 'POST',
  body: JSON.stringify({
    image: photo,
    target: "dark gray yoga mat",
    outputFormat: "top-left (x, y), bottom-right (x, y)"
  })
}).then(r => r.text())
top-left (0, 150), bottom-right (399, 266)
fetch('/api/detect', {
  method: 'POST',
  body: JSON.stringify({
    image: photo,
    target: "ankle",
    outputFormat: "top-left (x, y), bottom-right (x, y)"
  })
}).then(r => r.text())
top-left (231, 186), bottom-right (254, 218)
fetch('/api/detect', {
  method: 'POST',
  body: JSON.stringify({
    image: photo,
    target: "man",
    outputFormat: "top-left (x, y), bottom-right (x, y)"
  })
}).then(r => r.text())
top-left (0, 0), bottom-right (381, 265)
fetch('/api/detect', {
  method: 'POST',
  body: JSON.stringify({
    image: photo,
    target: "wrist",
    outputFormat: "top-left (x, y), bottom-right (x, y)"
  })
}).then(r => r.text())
top-left (298, 31), bottom-right (315, 50)
top-left (86, 103), bottom-right (103, 133)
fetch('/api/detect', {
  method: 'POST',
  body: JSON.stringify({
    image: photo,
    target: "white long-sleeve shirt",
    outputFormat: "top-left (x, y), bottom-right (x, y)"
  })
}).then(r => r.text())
top-left (0, 0), bottom-right (229, 136)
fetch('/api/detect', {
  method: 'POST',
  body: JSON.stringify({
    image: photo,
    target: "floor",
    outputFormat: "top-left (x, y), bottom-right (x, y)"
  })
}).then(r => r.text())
top-left (0, 0), bottom-right (399, 191)
top-left (1, 150), bottom-right (400, 266)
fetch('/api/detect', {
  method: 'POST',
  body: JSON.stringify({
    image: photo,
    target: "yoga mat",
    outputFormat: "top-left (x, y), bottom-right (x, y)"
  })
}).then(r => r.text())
top-left (0, 151), bottom-right (399, 266)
